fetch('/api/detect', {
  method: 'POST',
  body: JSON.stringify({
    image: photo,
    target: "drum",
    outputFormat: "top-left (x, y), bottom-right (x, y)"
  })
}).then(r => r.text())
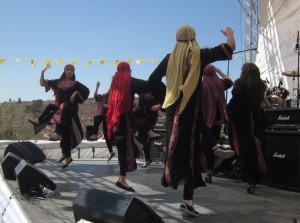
top-left (267, 86), bottom-right (290, 106)
top-left (265, 88), bottom-right (273, 98)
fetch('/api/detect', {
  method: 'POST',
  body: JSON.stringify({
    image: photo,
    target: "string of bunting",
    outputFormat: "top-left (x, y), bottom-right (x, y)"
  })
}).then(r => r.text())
top-left (0, 58), bottom-right (159, 68)
top-left (0, 54), bottom-right (244, 68)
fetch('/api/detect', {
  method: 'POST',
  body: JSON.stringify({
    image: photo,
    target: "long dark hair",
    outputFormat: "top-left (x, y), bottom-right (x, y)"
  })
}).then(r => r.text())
top-left (235, 63), bottom-right (266, 108)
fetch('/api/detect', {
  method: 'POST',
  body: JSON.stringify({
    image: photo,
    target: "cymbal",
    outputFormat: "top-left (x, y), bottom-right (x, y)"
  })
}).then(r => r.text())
top-left (282, 70), bottom-right (300, 77)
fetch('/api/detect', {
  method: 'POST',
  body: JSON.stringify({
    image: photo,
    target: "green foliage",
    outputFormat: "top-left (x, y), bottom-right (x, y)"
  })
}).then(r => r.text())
top-left (0, 98), bottom-right (95, 140)
top-left (0, 129), bottom-right (16, 139)
top-left (25, 100), bottom-right (44, 113)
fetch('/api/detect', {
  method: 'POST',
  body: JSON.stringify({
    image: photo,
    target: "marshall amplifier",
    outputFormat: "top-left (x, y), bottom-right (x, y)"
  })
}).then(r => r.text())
top-left (265, 108), bottom-right (300, 130)
top-left (261, 129), bottom-right (300, 192)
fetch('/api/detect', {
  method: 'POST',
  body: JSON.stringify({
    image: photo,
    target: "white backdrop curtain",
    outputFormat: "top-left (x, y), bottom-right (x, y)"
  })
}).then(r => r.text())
top-left (256, 0), bottom-right (300, 101)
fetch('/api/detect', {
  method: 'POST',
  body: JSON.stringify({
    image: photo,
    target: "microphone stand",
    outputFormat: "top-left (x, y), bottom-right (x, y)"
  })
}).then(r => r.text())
top-left (223, 59), bottom-right (230, 135)
top-left (296, 31), bottom-right (300, 108)
top-left (297, 39), bottom-right (300, 108)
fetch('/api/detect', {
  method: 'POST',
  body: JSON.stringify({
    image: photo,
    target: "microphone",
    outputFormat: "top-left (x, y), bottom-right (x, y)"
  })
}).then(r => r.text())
top-left (278, 79), bottom-right (283, 87)
top-left (296, 31), bottom-right (299, 50)
top-left (265, 78), bottom-right (269, 84)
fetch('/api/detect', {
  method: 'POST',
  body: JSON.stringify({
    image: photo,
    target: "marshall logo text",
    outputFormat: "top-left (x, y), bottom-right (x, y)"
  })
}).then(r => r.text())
top-left (277, 115), bottom-right (290, 121)
top-left (272, 152), bottom-right (286, 158)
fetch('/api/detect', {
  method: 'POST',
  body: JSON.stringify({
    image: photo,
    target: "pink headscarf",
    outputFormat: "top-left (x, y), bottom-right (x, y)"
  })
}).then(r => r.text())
top-left (201, 64), bottom-right (227, 128)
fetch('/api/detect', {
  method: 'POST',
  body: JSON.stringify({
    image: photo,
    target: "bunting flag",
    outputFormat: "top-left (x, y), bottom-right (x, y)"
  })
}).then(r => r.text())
top-left (113, 60), bottom-right (120, 67)
top-left (0, 57), bottom-right (162, 67)
top-left (99, 59), bottom-right (106, 65)
top-left (56, 59), bottom-right (65, 64)
top-left (0, 58), bottom-right (6, 64)
top-left (31, 59), bottom-right (38, 68)
top-left (136, 59), bottom-right (143, 64)
top-left (45, 59), bottom-right (52, 66)
top-left (71, 59), bottom-right (79, 64)
top-left (0, 52), bottom-right (245, 68)
top-left (87, 60), bottom-right (94, 66)
top-left (234, 54), bottom-right (242, 59)
top-left (150, 58), bottom-right (157, 63)
top-left (0, 55), bottom-right (242, 68)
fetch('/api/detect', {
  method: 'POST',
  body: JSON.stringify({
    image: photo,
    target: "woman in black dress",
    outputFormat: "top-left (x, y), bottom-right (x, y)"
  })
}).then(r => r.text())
top-left (226, 63), bottom-right (267, 194)
top-left (38, 64), bottom-right (89, 168)
top-left (106, 62), bottom-right (152, 192)
top-left (148, 25), bottom-right (236, 217)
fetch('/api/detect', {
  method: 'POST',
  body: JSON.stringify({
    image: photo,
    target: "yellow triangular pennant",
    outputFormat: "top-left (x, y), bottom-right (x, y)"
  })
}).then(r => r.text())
top-left (126, 59), bottom-right (132, 64)
top-left (114, 60), bottom-right (120, 67)
top-left (31, 59), bottom-right (38, 68)
top-left (99, 59), bottom-right (106, 65)
top-left (0, 58), bottom-right (6, 64)
top-left (136, 59), bottom-right (143, 64)
top-left (150, 58), bottom-right (158, 63)
top-left (45, 59), bottom-right (52, 66)
top-left (234, 54), bottom-right (242, 59)
top-left (87, 60), bottom-right (94, 66)
top-left (56, 59), bottom-right (65, 64)
top-left (71, 60), bottom-right (79, 64)
top-left (16, 58), bottom-right (24, 62)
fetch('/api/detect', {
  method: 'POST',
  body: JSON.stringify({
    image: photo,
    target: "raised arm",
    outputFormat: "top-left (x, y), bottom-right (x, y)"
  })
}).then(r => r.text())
top-left (221, 27), bottom-right (236, 52)
top-left (94, 81), bottom-right (100, 99)
top-left (39, 64), bottom-right (52, 87)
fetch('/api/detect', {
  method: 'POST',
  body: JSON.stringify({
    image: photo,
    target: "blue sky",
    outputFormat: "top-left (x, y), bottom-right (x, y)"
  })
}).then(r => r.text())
top-left (0, 0), bottom-right (245, 103)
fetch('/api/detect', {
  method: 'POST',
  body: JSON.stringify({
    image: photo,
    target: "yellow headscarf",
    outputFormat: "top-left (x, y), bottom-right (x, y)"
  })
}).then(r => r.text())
top-left (162, 25), bottom-right (201, 114)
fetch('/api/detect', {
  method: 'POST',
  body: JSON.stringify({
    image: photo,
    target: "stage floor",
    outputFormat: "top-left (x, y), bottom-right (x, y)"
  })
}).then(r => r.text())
top-left (1, 156), bottom-right (300, 223)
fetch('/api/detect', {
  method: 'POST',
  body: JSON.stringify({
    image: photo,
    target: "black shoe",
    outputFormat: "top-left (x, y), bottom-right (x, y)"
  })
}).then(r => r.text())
top-left (179, 203), bottom-right (200, 217)
top-left (247, 184), bottom-right (256, 194)
top-left (115, 181), bottom-right (135, 192)
top-left (61, 158), bottom-right (73, 169)
top-left (57, 155), bottom-right (66, 163)
top-left (49, 136), bottom-right (60, 141)
top-left (107, 152), bottom-right (115, 162)
top-left (28, 118), bottom-right (39, 126)
top-left (88, 135), bottom-right (98, 141)
top-left (205, 174), bottom-right (212, 184)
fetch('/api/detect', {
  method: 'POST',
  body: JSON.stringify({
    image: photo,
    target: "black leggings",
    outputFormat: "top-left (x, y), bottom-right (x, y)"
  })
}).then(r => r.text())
top-left (38, 103), bottom-right (58, 125)
top-left (183, 183), bottom-right (194, 200)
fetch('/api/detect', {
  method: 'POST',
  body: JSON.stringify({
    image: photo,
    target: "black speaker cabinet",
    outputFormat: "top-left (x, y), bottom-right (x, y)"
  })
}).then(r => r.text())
top-left (260, 130), bottom-right (300, 192)
top-left (15, 159), bottom-right (56, 195)
top-left (72, 187), bottom-right (164, 223)
top-left (1, 152), bottom-right (22, 180)
top-left (4, 141), bottom-right (46, 164)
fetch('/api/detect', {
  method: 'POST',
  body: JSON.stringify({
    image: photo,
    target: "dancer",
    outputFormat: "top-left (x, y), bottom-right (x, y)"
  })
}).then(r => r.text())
top-left (35, 64), bottom-right (89, 168)
top-left (133, 88), bottom-right (165, 168)
top-left (201, 64), bottom-right (234, 184)
top-left (106, 62), bottom-right (151, 192)
top-left (148, 25), bottom-right (236, 217)
top-left (226, 63), bottom-right (267, 194)
top-left (89, 81), bottom-right (115, 161)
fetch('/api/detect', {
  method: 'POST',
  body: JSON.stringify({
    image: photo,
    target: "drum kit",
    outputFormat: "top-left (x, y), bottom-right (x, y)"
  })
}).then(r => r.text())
top-left (265, 70), bottom-right (299, 108)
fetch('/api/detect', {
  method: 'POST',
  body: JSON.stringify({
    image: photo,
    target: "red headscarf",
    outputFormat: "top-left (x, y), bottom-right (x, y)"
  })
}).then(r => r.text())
top-left (64, 64), bottom-right (75, 71)
top-left (201, 64), bottom-right (227, 128)
top-left (106, 62), bottom-right (132, 139)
